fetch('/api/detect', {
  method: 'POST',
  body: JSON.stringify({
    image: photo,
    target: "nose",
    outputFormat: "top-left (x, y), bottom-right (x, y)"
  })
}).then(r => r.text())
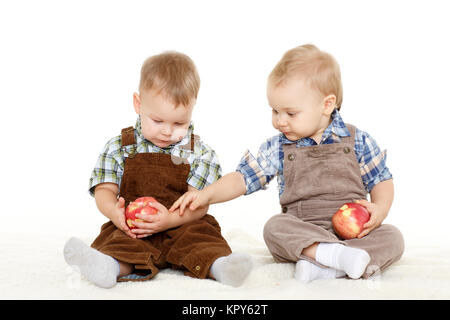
top-left (161, 124), bottom-right (172, 136)
top-left (276, 114), bottom-right (288, 127)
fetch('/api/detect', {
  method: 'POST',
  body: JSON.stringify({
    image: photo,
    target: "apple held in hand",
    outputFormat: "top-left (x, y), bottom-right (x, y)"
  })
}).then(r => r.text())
top-left (332, 203), bottom-right (370, 239)
top-left (125, 197), bottom-right (158, 229)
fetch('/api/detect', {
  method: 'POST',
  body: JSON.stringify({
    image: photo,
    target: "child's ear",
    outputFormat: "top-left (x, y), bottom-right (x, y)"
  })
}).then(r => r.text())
top-left (133, 92), bottom-right (141, 115)
top-left (322, 95), bottom-right (337, 115)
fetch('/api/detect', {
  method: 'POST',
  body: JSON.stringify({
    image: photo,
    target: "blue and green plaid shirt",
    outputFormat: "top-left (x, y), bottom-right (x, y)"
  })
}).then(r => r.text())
top-left (236, 109), bottom-right (392, 196)
top-left (89, 117), bottom-right (222, 196)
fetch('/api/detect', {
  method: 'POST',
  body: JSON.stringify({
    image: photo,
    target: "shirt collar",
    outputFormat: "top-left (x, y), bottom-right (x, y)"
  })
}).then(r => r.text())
top-left (135, 116), bottom-right (195, 149)
top-left (326, 108), bottom-right (351, 139)
top-left (280, 109), bottom-right (350, 146)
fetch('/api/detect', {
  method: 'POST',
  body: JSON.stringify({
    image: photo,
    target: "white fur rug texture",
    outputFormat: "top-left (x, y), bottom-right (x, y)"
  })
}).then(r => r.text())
top-left (1, 228), bottom-right (449, 300)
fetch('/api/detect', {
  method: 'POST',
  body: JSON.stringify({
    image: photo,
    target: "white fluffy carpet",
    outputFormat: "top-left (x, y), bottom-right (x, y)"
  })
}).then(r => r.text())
top-left (1, 228), bottom-right (449, 300)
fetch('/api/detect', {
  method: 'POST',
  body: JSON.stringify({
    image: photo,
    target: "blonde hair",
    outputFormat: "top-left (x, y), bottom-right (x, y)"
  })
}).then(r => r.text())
top-left (269, 44), bottom-right (343, 110)
top-left (139, 51), bottom-right (200, 107)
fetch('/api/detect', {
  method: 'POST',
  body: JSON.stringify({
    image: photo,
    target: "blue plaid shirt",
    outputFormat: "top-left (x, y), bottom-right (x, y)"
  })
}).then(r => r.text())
top-left (236, 109), bottom-right (392, 196)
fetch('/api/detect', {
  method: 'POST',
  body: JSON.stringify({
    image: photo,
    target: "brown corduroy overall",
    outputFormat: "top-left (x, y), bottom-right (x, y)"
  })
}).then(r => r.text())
top-left (91, 127), bottom-right (232, 281)
top-left (263, 124), bottom-right (404, 278)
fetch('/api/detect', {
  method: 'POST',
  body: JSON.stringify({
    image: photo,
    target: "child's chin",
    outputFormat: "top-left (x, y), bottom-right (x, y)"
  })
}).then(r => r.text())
top-left (283, 133), bottom-right (299, 141)
top-left (149, 139), bottom-right (173, 148)
top-left (156, 141), bottom-right (172, 148)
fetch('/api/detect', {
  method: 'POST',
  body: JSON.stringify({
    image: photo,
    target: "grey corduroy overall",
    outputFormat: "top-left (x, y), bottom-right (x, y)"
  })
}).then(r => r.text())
top-left (263, 124), bottom-right (404, 278)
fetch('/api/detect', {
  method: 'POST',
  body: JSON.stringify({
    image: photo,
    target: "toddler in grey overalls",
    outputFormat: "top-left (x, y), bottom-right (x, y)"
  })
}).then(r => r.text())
top-left (263, 124), bottom-right (404, 279)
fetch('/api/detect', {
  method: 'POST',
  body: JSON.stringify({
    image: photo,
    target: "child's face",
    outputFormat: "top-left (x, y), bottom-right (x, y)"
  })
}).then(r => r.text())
top-left (133, 88), bottom-right (194, 148)
top-left (267, 77), bottom-right (335, 143)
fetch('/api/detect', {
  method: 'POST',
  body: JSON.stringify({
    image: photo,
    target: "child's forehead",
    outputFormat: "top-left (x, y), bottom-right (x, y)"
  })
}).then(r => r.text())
top-left (268, 76), bottom-right (324, 103)
top-left (140, 94), bottom-right (193, 122)
top-left (140, 87), bottom-right (174, 103)
top-left (268, 76), bottom-right (312, 92)
top-left (142, 88), bottom-right (195, 107)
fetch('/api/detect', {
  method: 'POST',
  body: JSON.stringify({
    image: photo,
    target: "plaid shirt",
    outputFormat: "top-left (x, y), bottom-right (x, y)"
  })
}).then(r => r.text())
top-left (236, 109), bottom-right (392, 196)
top-left (88, 117), bottom-right (222, 196)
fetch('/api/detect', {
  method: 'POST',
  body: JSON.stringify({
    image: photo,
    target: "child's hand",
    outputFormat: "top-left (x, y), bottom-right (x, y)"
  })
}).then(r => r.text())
top-left (169, 189), bottom-right (210, 216)
top-left (131, 201), bottom-right (172, 238)
top-left (110, 197), bottom-right (136, 239)
top-left (355, 199), bottom-right (388, 238)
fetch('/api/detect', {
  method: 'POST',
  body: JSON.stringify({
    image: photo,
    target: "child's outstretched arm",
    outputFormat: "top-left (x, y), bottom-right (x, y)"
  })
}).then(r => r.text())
top-left (170, 171), bottom-right (247, 215)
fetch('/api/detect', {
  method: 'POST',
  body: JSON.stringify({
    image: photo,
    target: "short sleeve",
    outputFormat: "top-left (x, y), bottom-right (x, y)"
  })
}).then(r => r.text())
top-left (236, 136), bottom-right (282, 195)
top-left (88, 136), bottom-right (124, 197)
top-left (355, 129), bottom-right (393, 192)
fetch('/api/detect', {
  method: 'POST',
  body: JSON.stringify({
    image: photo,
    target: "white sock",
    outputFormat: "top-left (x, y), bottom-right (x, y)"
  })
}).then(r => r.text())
top-left (210, 252), bottom-right (253, 287)
top-left (315, 243), bottom-right (370, 279)
top-left (295, 260), bottom-right (346, 283)
top-left (63, 237), bottom-right (120, 288)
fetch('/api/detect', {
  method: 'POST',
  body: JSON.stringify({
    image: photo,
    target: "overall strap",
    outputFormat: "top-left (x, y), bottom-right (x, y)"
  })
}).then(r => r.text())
top-left (190, 133), bottom-right (196, 152)
top-left (181, 132), bottom-right (197, 152)
top-left (345, 123), bottom-right (356, 138)
top-left (121, 126), bottom-right (136, 147)
top-left (341, 123), bottom-right (357, 143)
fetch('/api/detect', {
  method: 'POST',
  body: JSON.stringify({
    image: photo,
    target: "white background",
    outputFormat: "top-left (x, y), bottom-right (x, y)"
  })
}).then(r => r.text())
top-left (1, 0), bottom-right (449, 243)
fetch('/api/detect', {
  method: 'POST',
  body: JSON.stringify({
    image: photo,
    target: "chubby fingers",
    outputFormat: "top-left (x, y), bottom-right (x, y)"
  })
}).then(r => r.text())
top-left (136, 234), bottom-right (153, 239)
top-left (121, 225), bottom-right (136, 239)
top-left (357, 228), bottom-right (370, 239)
top-left (121, 224), bottom-right (136, 239)
top-left (118, 213), bottom-right (136, 238)
top-left (134, 213), bottom-right (157, 223)
top-left (180, 194), bottom-right (199, 215)
top-left (130, 216), bottom-right (158, 236)
top-left (117, 197), bottom-right (126, 208)
top-left (363, 214), bottom-right (377, 229)
top-left (189, 197), bottom-right (202, 211)
top-left (132, 229), bottom-right (154, 238)
top-left (354, 199), bottom-right (371, 208)
top-left (169, 195), bottom-right (185, 213)
top-left (132, 227), bottom-right (154, 238)
top-left (358, 216), bottom-right (378, 238)
top-left (357, 219), bottom-right (378, 238)
top-left (148, 201), bottom-right (165, 211)
top-left (179, 197), bottom-right (190, 216)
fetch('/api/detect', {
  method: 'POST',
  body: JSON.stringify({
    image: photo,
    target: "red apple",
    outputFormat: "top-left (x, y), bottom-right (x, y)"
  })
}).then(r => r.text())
top-left (332, 203), bottom-right (370, 239)
top-left (125, 196), bottom-right (158, 229)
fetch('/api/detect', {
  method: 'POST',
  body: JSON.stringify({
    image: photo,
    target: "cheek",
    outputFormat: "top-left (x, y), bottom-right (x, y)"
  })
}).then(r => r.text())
top-left (290, 117), bottom-right (306, 132)
top-left (171, 127), bottom-right (188, 141)
top-left (141, 118), bottom-right (158, 138)
top-left (271, 116), bottom-right (278, 128)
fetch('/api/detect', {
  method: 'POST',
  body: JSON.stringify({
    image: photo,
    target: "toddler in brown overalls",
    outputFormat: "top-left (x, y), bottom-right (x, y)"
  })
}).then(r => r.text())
top-left (63, 51), bottom-right (252, 288)
top-left (171, 44), bottom-right (404, 283)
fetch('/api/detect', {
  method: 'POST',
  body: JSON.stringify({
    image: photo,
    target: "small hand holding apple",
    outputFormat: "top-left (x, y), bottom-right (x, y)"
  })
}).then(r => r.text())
top-left (111, 196), bottom-right (136, 239)
top-left (354, 199), bottom-right (388, 239)
top-left (332, 200), bottom-right (388, 240)
top-left (126, 197), bottom-right (173, 238)
top-left (125, 196), bottom-right (158, 229)
top-left (332, 202), bottom-right (370, 239)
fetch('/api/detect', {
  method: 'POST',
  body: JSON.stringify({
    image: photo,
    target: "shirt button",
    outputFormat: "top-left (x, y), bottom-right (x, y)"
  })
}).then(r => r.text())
top-left (343, 147), bottom-right (351, 154)
top-left (287, 154), bottom-right (295, 161)
top-left (282, 206), bottom-right (288, 213)
top-left (195, 265), bottom-right (201, 271)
